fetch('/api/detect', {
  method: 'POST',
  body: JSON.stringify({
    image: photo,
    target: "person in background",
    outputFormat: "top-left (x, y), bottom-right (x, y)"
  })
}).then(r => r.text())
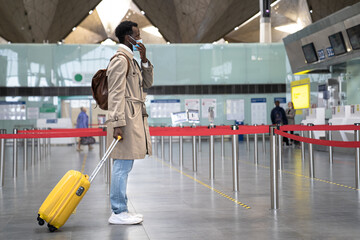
top-left (286, 102), bottom-right (296, 145)
top-left (271, 100), bottom-right (289, 145)
top-left (76, 107), bottom-right (92, 151)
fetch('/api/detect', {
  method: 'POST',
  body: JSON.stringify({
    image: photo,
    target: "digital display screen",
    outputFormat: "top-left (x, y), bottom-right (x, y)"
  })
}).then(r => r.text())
top-left (291, 84), bottom-right (310, 109)
top-left (346, 24), bottom-right (360, 50)
top-left (328, 32), bottom-right (347, 55)
top-left (302, 43), bottom-right (318, 63)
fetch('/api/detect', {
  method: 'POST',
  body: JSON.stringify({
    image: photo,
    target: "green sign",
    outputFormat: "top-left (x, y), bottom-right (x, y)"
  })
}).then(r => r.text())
top-left (74, 74), bottom-right (83, 82)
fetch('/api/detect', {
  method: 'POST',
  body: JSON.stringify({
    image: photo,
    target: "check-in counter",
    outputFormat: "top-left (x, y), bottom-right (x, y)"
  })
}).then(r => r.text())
top-left (328, 106), bottom-right (352, 141)
top-left (301, 108), bottom-right (325, 139)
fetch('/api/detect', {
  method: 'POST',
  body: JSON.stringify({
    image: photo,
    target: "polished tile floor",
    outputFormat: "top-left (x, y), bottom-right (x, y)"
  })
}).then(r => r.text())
top-left (1, 137), bottom-right (360, 239)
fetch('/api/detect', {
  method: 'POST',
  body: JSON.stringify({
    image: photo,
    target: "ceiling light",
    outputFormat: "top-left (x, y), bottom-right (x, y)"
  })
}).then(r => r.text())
top-left (234, 27), bottom-right (239, 31)
top-left (167, 42), bottom-right (170, 44)
top-left (89, 10), bottom-right (93, 15)
top-left (101, 38), bottom-right (116, 45)
top-left (72, 27), bottom-right (76, 31)
top-left (96, 0), bottom-right (131, 35)
top-left (142, 26), bottom-right (163, 37)
top-left (274, 23), bottom-right (303, 34)
top-left (141, 10), bottom-right (145, 15)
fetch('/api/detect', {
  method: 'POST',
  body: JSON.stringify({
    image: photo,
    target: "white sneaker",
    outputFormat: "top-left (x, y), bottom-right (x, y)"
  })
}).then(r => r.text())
top-left (108, 212), bottom-right (143, 225)
top-left (128, 212), bottom-right (143, 219)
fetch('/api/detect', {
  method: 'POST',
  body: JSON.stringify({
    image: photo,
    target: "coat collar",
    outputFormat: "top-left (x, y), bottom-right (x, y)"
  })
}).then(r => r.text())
top-left (117, 44), bottom-right (133, 60)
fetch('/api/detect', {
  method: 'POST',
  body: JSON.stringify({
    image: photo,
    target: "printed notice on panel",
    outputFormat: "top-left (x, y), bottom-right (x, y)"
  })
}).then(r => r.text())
top-left (251, 98), bottom-right (267, 125)
top-left (201, 99), bottom-right (216, 119)
top-left (150, 99), bottom-right (181, 118)
top-left (185, 99), bottom-right (200, 112)
top-left (0, 101), bottom-right (26, 120)
top-left (226, 99), bottom-right (244, 121)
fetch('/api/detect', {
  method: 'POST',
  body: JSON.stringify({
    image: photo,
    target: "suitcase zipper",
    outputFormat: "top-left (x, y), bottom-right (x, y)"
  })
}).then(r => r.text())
top-left (48, 175), bottom-right (83, 226)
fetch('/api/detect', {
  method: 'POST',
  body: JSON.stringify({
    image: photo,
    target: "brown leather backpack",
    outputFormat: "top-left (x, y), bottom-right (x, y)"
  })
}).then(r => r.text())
top-left (91, 54), bottom-right (130, 110)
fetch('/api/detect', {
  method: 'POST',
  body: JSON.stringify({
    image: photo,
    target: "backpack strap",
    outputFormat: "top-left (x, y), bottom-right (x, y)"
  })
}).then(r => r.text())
top-left (107, 53), bottom-right (130, 76)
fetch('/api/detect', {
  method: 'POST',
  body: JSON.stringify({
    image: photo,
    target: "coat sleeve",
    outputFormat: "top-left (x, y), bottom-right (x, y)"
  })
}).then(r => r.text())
top-left (107, 56), bottom-right (128, 128)
top-left (141, 60), bottom-right (153, 89)
top-left (286, 108), bottom-right (295, 119)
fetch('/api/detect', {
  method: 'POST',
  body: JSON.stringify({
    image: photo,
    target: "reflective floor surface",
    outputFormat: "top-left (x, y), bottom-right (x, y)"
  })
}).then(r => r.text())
top-left (1, 137), bottom-right (360, 240)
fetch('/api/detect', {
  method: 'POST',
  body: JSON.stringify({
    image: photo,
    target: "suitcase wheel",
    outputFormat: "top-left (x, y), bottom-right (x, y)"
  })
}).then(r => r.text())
top-left (47, 223), bottom-right (57, 232)
top-left (37, 214), bottom-right (45, 226)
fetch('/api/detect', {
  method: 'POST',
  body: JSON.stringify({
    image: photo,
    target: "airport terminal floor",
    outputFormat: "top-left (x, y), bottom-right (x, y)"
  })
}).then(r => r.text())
top-left (1, 138), bottom-right (360, 239)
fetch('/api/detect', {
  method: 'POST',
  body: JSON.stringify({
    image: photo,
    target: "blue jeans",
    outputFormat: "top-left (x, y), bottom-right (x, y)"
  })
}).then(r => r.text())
top-left (110, 159), bottom-right (134, 214)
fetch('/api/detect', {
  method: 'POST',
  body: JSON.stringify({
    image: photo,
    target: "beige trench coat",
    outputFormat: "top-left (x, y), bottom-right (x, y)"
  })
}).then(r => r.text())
top-left (106, 47), bottom-right (153, 159)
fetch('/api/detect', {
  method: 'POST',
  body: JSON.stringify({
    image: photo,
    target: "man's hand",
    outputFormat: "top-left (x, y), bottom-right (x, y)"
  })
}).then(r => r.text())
top-left (137, 42), bottom-right (148, 63)
top-left (113, 127), bottom-right (124, 140)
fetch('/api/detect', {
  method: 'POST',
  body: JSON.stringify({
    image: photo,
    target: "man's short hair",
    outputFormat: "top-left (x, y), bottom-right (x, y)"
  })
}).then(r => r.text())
top-left (275, 101), bottom-right (280, 106)
top-left (115, 21), bottom-right (138, 43)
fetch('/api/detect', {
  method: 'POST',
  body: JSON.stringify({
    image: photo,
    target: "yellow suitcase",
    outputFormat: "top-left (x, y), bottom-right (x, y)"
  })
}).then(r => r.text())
top-left (37, 137), bottom-right (120, 232)
top-left (37, 170), bottom-right (90, 231)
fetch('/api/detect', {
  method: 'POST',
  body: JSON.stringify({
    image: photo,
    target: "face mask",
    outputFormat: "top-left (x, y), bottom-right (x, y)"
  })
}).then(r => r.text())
top-left (129, 36), bottom-right (142, 51)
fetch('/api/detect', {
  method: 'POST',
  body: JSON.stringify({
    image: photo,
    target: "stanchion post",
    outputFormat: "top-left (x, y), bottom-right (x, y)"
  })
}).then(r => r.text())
top-left (277, 125), bottom-right (283, 171)
top-left (300, 123), bottom-right (305, 162)
top-left (221, 135), bottom-right (224, 160)
top-left (246, 131), bottom-right (250, 151)
top-left (100, 131), bottom-right (107, 183)
top-left (13, 128), bottom-right (18, 178)
top-left (355, 123), bottom-right (360, 189)
top-left (232, 126), bottom-right (239, 191)
top-left (254, 124), bottom-right (258, 164)
top-left (42, 128), bottom-right (46, 159)
top-left (262, 132), bottom-right (266, 153)
top-left (23, 128), bottom-right (28, 170)
top-left (198, 136), bottom-right (201, 152)
top-left (328, 123), bottom-right (333, 165)
top-left (179, 136), bottom-right (183, 168)
top-left (192, 136), bottom-right (197, 172)
top-left (37, 129), bottom-right (41, 163)
top-left (308, 123), bottom-right (315, 178)
top-left (209, 135), bottom-right (215, 180)
top-left (270, 126), bottom-right (279, 209)
top-left (161, 136), bottom-right (164, 160)
top-left (99, 131), bottom-right (103, 160)
top-left (47, 128), bottom-right (51, 156)
top-left (169, 136), bottom-right (173, 164)
top-left (1, 129), bottom-right (6, 187)
top-left (154, 136), bottom-right (158, 156)
top-left (31, 128), bottom-right (35, 167)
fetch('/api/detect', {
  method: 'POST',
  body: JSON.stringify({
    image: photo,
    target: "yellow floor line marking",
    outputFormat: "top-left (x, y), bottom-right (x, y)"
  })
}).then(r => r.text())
top-left (155, 157), bottom-right (251, 209)
top-left (239, 159), bottom-right (359, 191)
top-left (81, 153), bottom-right (87, 174)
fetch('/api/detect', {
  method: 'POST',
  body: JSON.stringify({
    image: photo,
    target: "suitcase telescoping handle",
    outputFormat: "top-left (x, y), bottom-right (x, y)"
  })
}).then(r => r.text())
top-left (88, 136), bottom-right (121, 183)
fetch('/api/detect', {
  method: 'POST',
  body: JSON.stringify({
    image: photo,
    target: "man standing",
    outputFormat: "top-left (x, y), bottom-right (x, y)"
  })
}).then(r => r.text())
top-left (106, 21), bottom-right (153, 225)
top-left (271, 100), bottom-right (289, 145)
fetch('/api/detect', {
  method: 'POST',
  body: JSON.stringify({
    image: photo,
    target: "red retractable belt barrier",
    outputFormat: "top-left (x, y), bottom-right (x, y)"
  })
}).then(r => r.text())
top-left (149, 125), bottom-right (270, 136)
top-left (280, 124), bottom-right (360, 132)
top-left (0, 128), bottom-right (106, 139)
top-left (274, 129), bottom-right (360, 148)
top-left (3, 125), bottom-right (360, 148)
top-left (17, 128), bottom-right (104, 133)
